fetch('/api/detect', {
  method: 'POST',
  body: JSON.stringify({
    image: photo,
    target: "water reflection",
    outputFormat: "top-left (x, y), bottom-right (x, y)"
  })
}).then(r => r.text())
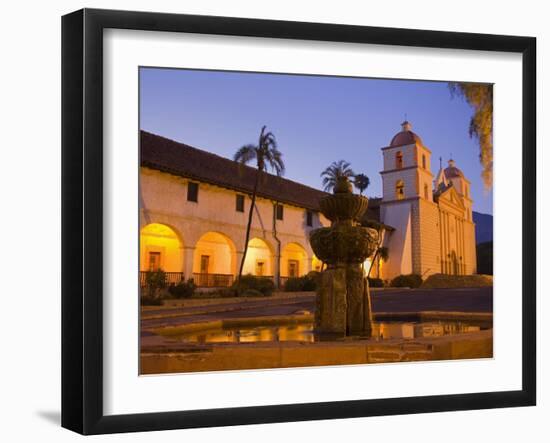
top-left (174, 320), bottom-right (490, 344)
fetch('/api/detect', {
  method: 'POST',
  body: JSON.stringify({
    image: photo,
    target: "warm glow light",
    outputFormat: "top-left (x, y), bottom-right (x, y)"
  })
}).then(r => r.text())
top-left (193, 232), bottom-right (235, 275)
top-left (312, 255), bottom-right (323, 272)
top-left (363, 258), bottom-right (372, 275)
top-left (243, 238), bottom-right (273, 276)
top-left (281, 242), bottom-right (307, 277)
top-left (140, 223), bottom-right (183, 272)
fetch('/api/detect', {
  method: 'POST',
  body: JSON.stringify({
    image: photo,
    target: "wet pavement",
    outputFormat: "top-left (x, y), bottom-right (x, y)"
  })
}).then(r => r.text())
top-left (141, 287), bottom-right (493, 332)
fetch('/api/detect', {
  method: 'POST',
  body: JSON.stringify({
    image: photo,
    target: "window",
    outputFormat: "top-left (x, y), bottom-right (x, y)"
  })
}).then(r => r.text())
top-left (236, 194), bottom-right (245, 212)
top-left (422, 154), bottom-right (426, 169)
top-left (424, 183), bottom-right (429, 200)
top-left (200, 255), bottom-right (210, 274)
top-left (395, 151), bottom-right (403, 169)
top-left (396, 180), bottom-right (405, 200)
top-left (148, 251), bottom-right (161, 271)
top-left (288, 260), bottom-right (299, 277)
top-left (187, 181), bottom-right (199, 202)
top-left (255, 260), bottom-right (265, 276)
top-left (275, 204), bottom-right (284, 220)
top-left (306, 210), bottom-right (313, 227)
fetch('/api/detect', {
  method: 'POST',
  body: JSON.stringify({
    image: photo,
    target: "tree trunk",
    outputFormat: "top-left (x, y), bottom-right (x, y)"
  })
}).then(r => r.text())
top-left (237, 169), bottom-right (261, 286)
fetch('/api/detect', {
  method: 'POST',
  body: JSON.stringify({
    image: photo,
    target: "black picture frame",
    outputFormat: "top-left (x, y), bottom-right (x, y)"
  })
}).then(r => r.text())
top-left (62, 8), bottom-right (536, 435)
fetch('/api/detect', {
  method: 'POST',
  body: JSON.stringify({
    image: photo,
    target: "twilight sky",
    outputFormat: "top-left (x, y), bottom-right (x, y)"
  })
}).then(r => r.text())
top-left (139, 67), bottom-right (493, 215)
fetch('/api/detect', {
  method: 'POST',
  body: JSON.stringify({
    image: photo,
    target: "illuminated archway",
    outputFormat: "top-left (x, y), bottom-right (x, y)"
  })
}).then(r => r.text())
top-left (140, 223), bottom-right (183, 273)
top-left (243, 237), bottom-right (274, 277)
top-left (281, 242), bottom-right (308, 278)
top-left (193, 232), bottom-right (236, 286)
top-left (312, 254), bottom-right (323, 272)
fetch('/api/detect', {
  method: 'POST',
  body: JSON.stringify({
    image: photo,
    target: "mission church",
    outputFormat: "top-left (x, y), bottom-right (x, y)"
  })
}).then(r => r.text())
top-left (139, 121), bottom-right (476, 288)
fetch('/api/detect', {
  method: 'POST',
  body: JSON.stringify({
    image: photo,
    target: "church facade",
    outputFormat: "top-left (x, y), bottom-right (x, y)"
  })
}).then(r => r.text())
top-left (139, 121), bottom-right (476, 288)
top-left (379, 121), bottom-right (477, 278)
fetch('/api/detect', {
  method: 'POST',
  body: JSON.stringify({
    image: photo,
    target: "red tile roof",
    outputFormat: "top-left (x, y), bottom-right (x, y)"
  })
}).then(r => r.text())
top-left (140, 130), bottom-right (382, 221)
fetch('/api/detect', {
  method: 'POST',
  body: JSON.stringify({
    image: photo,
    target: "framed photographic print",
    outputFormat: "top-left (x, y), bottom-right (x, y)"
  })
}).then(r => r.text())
top-left (61, 8), bottom-right (536, 435)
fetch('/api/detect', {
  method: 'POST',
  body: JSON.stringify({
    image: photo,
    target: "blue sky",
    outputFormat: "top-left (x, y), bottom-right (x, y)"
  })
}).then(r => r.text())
top-left (139, 68), bottom-right (493, 215)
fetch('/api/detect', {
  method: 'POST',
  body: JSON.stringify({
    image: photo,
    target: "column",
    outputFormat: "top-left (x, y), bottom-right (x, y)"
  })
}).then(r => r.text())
top-left (273, 251), bottom-right (281, 288)
top-left (306, 257), bottom-right (313, 274)
top-left (183, 246), bottom-right (195, 281)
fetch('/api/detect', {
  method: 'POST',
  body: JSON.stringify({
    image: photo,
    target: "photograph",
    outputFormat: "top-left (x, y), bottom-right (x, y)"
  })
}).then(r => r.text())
top-left (138, 68), bottom-right (494, 374)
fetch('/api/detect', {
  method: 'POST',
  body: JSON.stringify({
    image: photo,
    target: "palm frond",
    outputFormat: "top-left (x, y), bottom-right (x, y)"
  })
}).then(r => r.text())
top-left (234, 145), bottom-right (257, 164)
top-left (268, 149), bottom-right (285, 176)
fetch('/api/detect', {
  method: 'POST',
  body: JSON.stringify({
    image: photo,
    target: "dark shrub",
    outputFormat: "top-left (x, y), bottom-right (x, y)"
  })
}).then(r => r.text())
top-left (390, 274), bottom-right (422, 288)
top-left (284, 271), bottom-right (320, 292)
top-left (367, 277), bottom-right (384, 288)
top-left (232, 274), bottom-right (275, 296)
top-left (140, 295), bottom-right (163, 306)
top-left (476, 241), bottom-right (493, 275)
top-left (143, 269), bottom-right (167, 298)
top-left (167, 278), bottom-right (196, 298)
top-left (421, 273), bottom-right (493, 289)
top-left (241, 289), bottom-right (264, 297)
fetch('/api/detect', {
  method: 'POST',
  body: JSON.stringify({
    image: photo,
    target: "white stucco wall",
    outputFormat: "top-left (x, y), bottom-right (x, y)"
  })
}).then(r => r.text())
top-left (380, 202), bottom-right (413, 278)
top-left (139, 166), bottom-right (330, 279)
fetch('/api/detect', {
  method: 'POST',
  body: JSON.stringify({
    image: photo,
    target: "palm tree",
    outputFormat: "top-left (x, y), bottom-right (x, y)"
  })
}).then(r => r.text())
top-left (353, 173), bottom-right (370, 195)
top-left (320, 160), bottom-right (354, 192)
top-left (234, 126), bottom-right (285, 285)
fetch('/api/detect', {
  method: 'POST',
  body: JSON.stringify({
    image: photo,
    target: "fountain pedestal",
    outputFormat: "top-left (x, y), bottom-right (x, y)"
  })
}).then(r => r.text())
top-left (310, 179), bottom-right (378, 336)
top-left (316, 264), bottom-right (374, 335)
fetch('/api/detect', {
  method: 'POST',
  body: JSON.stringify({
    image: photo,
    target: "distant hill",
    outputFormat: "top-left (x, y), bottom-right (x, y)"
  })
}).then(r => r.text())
top-left (473, 211), bottom-right (493, 244)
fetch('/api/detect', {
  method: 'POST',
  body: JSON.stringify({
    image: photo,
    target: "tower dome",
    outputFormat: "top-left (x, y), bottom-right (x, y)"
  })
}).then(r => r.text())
top-left (444, 159), bottom-right (464, 179)
top-left (389, 121), bottom-right (424, 147)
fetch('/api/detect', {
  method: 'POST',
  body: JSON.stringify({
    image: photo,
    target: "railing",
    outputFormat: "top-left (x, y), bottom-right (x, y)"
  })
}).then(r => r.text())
top-left (140, 271), bottom-right (185, 287)
top-left (193, 273), bottom-right (234, 288)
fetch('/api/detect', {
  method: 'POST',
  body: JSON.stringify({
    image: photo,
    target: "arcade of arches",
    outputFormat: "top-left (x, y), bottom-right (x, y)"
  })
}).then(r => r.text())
top-left (140, 223), bottom-right (322, 287)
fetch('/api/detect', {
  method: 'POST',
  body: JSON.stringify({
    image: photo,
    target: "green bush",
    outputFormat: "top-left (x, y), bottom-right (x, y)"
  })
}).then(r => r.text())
top-left (390, 274), bottom-right (423, 288)
top-left (167, 278), bottom-right (196, 298)
top-left (284, 271), bottom-right (320, 292)
top-left (232, 274), bottom-right (275, 296)
top-left (367, 277), bottom-right (384, 288)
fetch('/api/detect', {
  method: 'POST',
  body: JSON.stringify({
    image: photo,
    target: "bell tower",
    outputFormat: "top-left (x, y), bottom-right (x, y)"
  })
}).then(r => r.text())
top-left (380, 121), bottom-right (433, 203)
top-left (379, 121), bottom-right (437, 279)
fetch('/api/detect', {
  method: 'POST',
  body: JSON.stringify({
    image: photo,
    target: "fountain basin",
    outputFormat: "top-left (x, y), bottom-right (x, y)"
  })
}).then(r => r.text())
top-left (309, 225), bottom-right (378, 265)
top-left (319, 193), bottom-right (369, 223)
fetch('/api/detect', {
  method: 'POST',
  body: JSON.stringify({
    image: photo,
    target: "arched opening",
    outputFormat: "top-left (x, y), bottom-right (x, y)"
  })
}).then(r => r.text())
top-left (243, 237), bottom-right (274, 277)
top-left (312, 255), bottom-right (323, 272)
top-left (424, 183), bottom-right (429, 200)
top-left (281, 242), bottom-right (308, 281)
top-left (193, 232), bottom-right (236, 287)
top-left (422, 154), bottom-right (427, 169)
top-left (395, 179), bottom-right (405, 200)
top-left (140, 223), bottom-right (184, 286)
top-left (395, 151), bottom-right (403, 169)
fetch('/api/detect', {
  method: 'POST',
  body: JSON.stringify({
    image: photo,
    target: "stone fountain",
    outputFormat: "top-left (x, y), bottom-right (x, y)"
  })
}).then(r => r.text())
top-left (309, 177), bottom-right (379, 336)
